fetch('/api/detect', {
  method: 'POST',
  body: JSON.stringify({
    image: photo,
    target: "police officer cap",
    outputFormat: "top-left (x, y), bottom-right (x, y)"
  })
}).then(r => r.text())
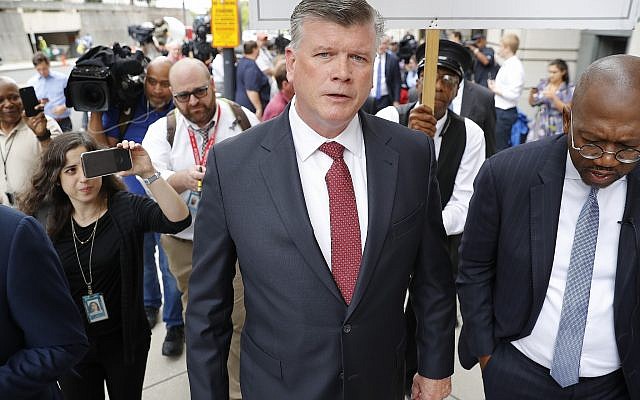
top-left (416, 39), bottom-right (473, 80)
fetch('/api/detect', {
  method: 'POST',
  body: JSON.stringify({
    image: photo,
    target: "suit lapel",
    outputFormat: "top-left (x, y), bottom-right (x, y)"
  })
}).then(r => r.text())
top-left (258, 108), bottom-right (343, 303)
top-left (460, 82), bottom-right (472, 117)
top-left (347, 113), bottom-right (399, 318)
top-left (529, 137), bottom-right (566, 321)
top-left (614, 168), bottom-right (640, 311)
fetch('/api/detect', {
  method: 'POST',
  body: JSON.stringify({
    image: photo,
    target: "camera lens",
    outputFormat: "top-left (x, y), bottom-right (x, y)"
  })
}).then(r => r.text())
top-left (83, 83), bottom-right (107, 108)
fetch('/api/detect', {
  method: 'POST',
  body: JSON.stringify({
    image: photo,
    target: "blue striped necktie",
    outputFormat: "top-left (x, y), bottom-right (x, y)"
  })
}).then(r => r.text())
top-left (550, 187), bottom-right (599, 388)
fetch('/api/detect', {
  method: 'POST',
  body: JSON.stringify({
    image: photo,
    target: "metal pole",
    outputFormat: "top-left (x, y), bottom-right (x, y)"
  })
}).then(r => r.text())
top-left (182, 0), bottom-right (187, 27)
top-left (223, 48), bottom-right (236, 100)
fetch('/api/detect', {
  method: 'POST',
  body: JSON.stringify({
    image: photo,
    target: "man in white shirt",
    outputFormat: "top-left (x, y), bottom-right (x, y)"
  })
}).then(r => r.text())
top-left (0, 76), bottom-right (61, 206)
top-left (458, 54), bottom-right (640, 399)
top-left (488, 33), bottom-right (525, 151)
top-left (142, 57), bottom-right (259, 400)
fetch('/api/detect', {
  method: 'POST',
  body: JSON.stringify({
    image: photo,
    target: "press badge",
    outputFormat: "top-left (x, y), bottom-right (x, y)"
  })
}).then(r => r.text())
top-left (82, 293), bottom-right (109, 323)
top-left (188, 190), bottom-right (201, 215)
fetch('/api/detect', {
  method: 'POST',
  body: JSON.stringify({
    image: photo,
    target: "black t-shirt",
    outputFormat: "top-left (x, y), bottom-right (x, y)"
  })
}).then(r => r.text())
top-left (55, 211), bottom-right (121, 338)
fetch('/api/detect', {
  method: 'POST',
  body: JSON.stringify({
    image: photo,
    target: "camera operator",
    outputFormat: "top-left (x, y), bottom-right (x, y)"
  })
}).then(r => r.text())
top-left (465, 33), bottom-right (498, 88)
top-left (87, 56), bottom-right (186, 358)
top-left (0, 76), bottom-right (61, 206)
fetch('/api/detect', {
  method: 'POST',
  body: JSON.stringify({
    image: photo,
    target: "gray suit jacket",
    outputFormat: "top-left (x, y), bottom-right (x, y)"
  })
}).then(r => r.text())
top-left (457, 135), bottom-right (640, 398)
top-left (188, 107), bottom-right (455, 400)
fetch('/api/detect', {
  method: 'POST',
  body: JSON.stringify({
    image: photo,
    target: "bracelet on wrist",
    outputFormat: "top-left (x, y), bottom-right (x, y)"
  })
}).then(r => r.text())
top-left (142, 171), bottom-right (162, 185)
top-left (36, 129), bottom-right (51, 142)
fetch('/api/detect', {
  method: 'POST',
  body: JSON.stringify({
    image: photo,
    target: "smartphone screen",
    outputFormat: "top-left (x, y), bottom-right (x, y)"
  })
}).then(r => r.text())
top-left (80, 148), bottom-right (132, 179)
top-left (19, 86), bottom-right (40, 117)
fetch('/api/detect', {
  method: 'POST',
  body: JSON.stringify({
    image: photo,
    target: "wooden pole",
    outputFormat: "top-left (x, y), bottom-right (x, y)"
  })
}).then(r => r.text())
top-left (421, 29), bottom-right (440, 110)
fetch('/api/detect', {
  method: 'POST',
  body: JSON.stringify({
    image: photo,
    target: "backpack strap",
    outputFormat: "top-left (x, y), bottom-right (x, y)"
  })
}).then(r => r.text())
top-left (220, 98), bottom-right (251, 131)
top-left (166, 109), bottom-right (177, 147)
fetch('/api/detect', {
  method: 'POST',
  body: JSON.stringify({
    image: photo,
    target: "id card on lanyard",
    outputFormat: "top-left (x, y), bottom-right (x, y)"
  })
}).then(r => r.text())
top-left (187, 104), bottom-right (221, 214)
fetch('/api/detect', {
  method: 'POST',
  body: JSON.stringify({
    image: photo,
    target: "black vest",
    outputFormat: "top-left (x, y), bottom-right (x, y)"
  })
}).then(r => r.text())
top-left (396, 103), bottom-right (467, 207)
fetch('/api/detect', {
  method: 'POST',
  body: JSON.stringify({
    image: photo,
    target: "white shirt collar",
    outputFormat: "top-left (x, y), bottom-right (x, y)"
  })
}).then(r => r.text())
top-left (435, 109), bottom-right (448, 138)
top-left (289, 95), bottom-right (364, 162)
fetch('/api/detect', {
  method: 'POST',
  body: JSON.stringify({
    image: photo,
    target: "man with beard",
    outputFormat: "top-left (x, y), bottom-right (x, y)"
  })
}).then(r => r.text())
top-left (142, 57), bottom-right (259, 400)
top-left (458, 54), bottom-right (640, 399)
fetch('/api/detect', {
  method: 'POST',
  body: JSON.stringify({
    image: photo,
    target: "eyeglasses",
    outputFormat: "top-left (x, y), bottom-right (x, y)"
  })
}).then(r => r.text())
top-left (418, 72), bottom-right (459, 89)
top-left (146, 76), bottom-right (170, 88)
top-left (172, 85), bottom-right (209, 103)
top-left (570, 113), bottom-right (640, 164)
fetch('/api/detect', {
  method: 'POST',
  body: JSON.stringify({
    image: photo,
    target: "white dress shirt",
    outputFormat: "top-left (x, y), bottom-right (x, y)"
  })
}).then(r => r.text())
top-left (289, 98), bottom-right (368, 270)
top-left (142, 101), bottom-right (260, 240)
top-left (512, 152), bottom-right (624, 377)
top-left (375, 106), bottom-right (485, 235)
top-left (493, 55), bottom-right (525, 110)
top-left (370, 52), bottom-right (389, 98)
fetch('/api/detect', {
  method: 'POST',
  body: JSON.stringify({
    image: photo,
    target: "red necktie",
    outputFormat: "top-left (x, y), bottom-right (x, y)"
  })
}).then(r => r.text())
top-left (319, 142), bottom-right (362, 304)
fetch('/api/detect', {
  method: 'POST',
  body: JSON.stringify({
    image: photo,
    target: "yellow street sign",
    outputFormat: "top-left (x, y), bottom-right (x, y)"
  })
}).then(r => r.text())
top-left (212, 0), bottom-right (240, 48)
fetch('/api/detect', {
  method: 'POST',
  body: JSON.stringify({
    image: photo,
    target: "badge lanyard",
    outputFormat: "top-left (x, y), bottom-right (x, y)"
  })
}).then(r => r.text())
top-left (187, 104), bottom-right (221, 167)
top-left (71, 215), bottom-right (109, 323)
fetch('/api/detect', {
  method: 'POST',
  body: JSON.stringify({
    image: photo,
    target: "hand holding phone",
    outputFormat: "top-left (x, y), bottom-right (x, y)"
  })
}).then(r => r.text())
top-left (81, 148), bottom-right (133, 179)
top-left (19, 86), bottom-right (40, 117)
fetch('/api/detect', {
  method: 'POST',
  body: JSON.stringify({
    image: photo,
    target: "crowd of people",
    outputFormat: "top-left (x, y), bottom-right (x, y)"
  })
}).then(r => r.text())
top-left (1, 0), bottom-right (638, 400)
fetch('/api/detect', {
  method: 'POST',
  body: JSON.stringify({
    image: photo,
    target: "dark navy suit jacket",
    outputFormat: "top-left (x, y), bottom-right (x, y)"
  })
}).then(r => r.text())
top-left (460, 80), bottom-right (496, 157)
top-left (0, 206), bottom-right (88, 400)
top-left (457, 135), bottom-right (640, 398)
top-left (187, 108), bottom-right (455, 400)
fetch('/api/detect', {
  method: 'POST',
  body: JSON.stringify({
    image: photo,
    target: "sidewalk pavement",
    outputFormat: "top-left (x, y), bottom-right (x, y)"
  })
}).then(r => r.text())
top-left (136, 308), bottom-right (485, 400)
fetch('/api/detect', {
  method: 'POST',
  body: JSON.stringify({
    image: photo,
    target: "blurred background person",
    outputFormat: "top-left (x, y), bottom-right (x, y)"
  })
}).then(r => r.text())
top-left (368, 34), bottom-right (402, 113)
top-left (165, 40), bottom-right (183, 64)
top-left (235, 41), bottom-right (270, 120)
top-left (263, 61), bottom-right (295, 121)
top-left (27, 52), bottom-right (72, 132)
top-left (527, 59), bottom-right (574, 141)
top-left (18, 132), bottom-right (190, 400)
top-left (0, 205), bottom-right (88, 400)
top-left (466, 33), bottom-right (498, 88)
top-left (448, 31), bottom-right (463, 44)
top-left (488, 33), bottom-right (525, 151)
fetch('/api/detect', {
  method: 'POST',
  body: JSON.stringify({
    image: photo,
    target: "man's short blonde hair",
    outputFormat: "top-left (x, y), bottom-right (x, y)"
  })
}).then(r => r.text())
top-left (501, 33), bottom-right (520, 54)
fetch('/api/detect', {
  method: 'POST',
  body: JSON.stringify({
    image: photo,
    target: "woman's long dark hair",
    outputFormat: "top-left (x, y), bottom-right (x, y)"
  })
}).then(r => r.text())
top-left (18, 132), bottom-right (124, 240)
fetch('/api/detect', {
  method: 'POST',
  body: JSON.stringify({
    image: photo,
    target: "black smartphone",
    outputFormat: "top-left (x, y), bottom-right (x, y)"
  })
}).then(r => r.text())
top-left (19, 86), bottom-right (40, 117)
top-left (80, 148), bottom-right (133, 179)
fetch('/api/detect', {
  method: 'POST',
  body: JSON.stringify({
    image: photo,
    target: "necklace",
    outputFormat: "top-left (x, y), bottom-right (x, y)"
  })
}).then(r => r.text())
top-left (71, 215), bottom-right (99, 295)
top-left (72, 219), bottom-right (97, 245)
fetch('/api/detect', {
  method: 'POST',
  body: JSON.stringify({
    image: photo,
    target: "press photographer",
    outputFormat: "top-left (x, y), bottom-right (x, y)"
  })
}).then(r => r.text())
top-left (181, 15), bottom-right (216, 65)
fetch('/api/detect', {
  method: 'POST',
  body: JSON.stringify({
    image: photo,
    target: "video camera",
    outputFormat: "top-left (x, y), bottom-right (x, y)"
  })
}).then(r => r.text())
top-left (182, 15), bottom-right (217, 63)
top-left (65, 43), bottom-right (148, 112)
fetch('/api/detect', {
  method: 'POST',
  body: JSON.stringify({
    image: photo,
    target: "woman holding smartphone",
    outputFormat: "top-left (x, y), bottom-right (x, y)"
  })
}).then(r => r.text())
top-left (527, 59), bottom-right (574, 141)
top-left (18, 132), bottom-right (190, 399)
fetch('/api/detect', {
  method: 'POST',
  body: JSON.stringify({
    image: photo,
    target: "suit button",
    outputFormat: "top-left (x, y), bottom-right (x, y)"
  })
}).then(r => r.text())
top-left (343, 324), bottom-right (351, 334)
top-left (339, 371), bottom-right (344, 380)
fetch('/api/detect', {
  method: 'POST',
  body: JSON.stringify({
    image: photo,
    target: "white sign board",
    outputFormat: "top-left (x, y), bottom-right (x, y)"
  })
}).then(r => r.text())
top-left (250, 0), bottom-right (640, 30)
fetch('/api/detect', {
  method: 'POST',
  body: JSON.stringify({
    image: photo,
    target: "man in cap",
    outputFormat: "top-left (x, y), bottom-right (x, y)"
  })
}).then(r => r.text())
top-left (376, 39), bottom-right (486, 396)
top-left (465, 33), bottom-right (498, 88)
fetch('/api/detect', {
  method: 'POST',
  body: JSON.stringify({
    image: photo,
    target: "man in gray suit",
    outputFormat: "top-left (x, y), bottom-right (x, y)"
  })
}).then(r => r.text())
top-left (187, 1), bottom-right (455, 399)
